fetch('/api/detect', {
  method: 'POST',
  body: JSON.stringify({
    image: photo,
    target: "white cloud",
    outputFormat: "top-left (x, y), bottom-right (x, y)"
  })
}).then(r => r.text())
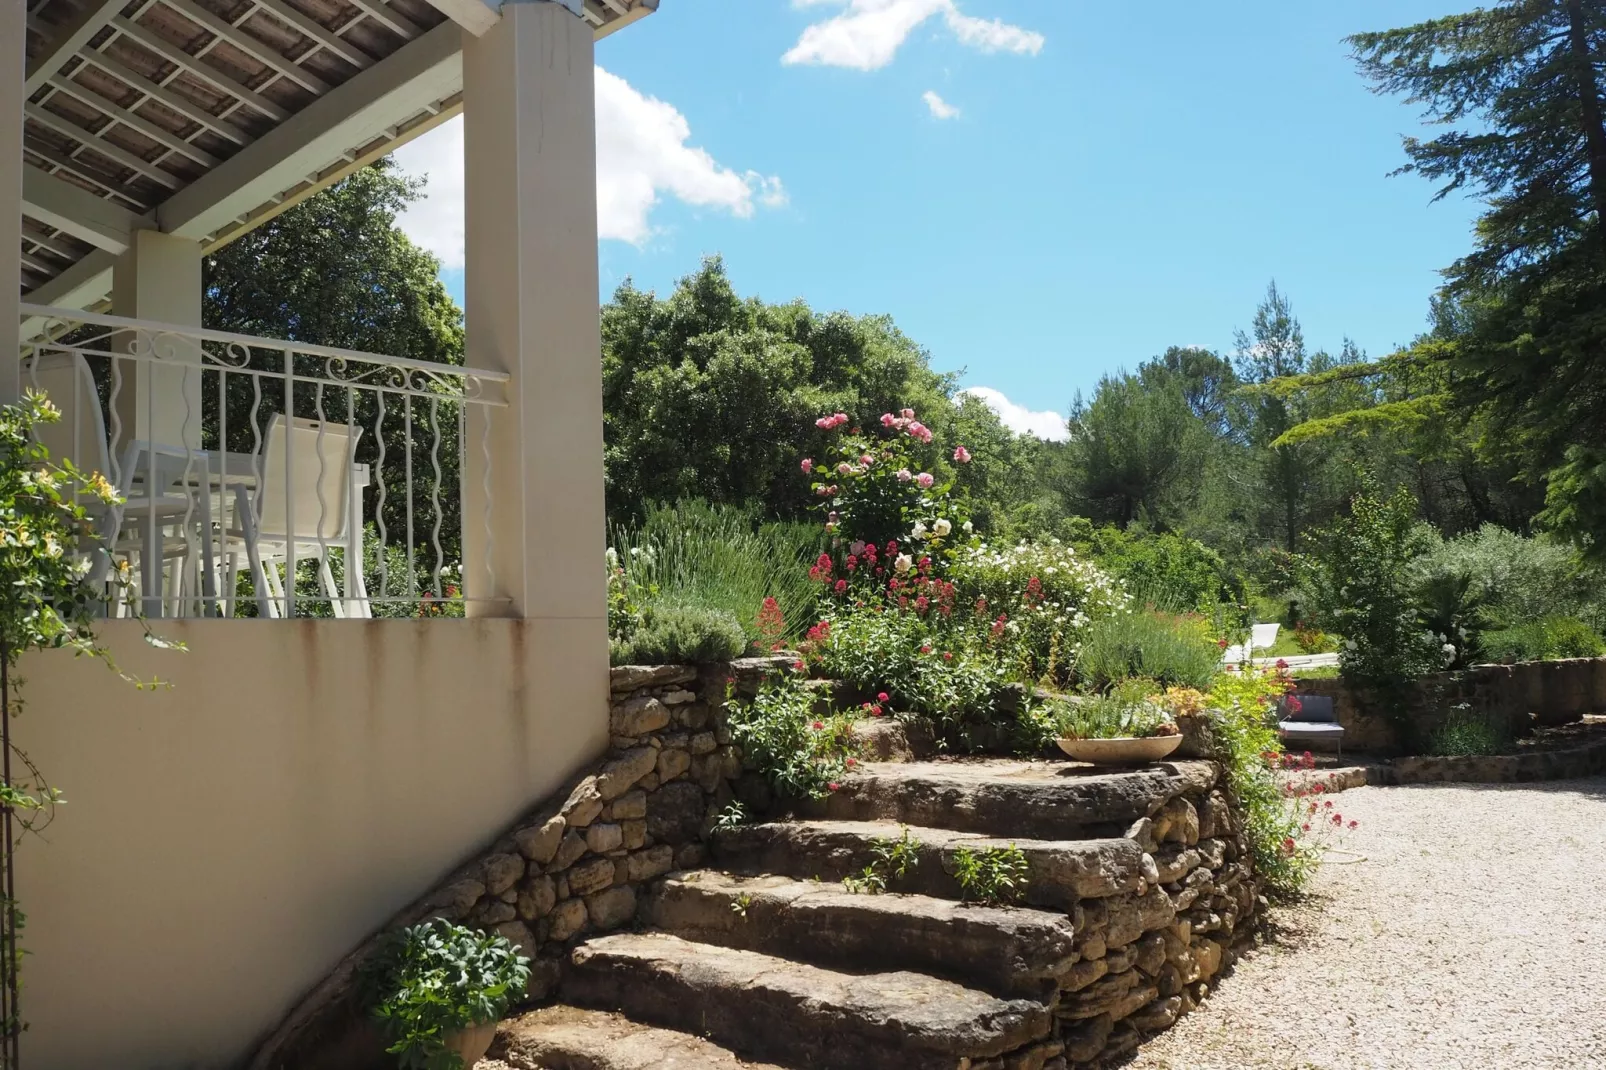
top-left (783, 0), bottom-right (1043, 71)
top-left (922, 90), bottom-right (959, 119)
top-left (388, 67), bottom-right (784, 268)
top-left (943, 10), bottom-right (1044, 55)
top-left (961, 387), bottom-right (1069, 441)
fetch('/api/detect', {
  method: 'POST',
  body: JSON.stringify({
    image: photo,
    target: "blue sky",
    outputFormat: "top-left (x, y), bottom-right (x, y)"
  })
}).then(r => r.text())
top-left (392, 0), bottom-right (1481, 438)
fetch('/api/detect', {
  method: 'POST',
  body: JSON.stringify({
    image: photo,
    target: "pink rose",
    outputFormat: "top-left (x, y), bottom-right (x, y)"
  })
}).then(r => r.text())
top-left (815, 417), bottom-right (832, 430)
top-left (836, 462), bottom-right (853, 477)
top-left (953, 446), bottom-right (971, 463)
top-left (881, 413), bottom-right (897, 427)
top-left (860, 454), bottom-right (874, 466)
top-left (897, 469), bottom-right (913, 482)
top-left (900, 408), bottom-right (915, 419)
top-left (915, 472), bottom-right (935, 489)
top-left (801, 458), bottom-right (813, 473)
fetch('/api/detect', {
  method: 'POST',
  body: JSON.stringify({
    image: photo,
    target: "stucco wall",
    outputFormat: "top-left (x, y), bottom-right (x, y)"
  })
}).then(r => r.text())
top-left (12, 617), bottom-right (607, 1070)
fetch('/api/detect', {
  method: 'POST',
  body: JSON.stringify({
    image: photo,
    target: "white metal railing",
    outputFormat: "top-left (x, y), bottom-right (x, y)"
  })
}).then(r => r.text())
top-left (18, 303), bottom-right (509, 619)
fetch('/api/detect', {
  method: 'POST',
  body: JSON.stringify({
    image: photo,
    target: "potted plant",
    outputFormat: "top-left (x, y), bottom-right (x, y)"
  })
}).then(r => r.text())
top-left (362, 918), bottom-right (531, 1070)
top-left (1052, 684), bottom-right (1182, 765)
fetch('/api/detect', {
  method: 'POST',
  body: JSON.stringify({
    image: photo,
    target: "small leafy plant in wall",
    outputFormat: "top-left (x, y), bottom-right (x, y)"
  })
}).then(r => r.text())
top-left (950, 845), bottom-right (1030, 905)
top-left (362, 918), bottom-right (531, 1070)
top-left (842, 826), bottom-right (921, 894)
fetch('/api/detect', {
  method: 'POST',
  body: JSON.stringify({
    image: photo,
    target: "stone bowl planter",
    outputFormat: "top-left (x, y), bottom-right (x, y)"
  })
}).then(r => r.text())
top-left (1056, 735), bottom-right (1183, 765)
top-left (444, 1021), bottom-right (498, 1066)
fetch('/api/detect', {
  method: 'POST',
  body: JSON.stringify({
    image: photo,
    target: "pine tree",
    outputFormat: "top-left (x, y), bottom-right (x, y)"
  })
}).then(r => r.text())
top-left (1350, 0), bottom-right (1606, 555)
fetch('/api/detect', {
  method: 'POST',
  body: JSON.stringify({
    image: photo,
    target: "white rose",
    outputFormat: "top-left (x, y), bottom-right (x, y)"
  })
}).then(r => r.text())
top-left (962, 520), bottom-right (974, 533)
top-left (933, 519), bottom-right (952, 537)
top-left (911, 521), bottom-right (928, 538)
top-left (894, 553), bottom-right (914, 574)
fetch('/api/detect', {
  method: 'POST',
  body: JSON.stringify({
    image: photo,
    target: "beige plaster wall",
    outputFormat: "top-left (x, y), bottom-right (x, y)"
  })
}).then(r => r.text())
top-left (12, 617), bottom-right (607, 1070)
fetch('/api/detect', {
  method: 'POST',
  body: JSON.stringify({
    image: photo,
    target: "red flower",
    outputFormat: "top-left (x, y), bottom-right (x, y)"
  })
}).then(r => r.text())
top-left (1275, 658), bottom-right (1289, 669)
top-left (942, 651), bottom-right (953, 661)
top-left (1217, 638), bottom-right (1229, 649)
top-left (1301, 823), bottom-right (1310, 832)
top-left (845, 757), bottom-right (858, 767)
top-left (871, 704), bottom-right (884, 717)
top-left (920, 644), bottom-right (933, 654)
top-left (834, 579), bottom-right (848, 594)
top-left (812, 721), bottom-right (823, 730)
top-left (792, 659), bottom-right (805, 671)
top-left (877, 692), bottom-right (889, 702)
top-left (1348, 820), bottom-right (1358, 829)
top-left (1281, 837), bottom-right (1296, 856)
top-left (828, 782), bottom-right (841, 792)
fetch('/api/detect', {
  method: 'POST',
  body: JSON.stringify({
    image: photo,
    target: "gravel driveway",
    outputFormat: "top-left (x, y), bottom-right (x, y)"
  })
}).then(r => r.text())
top-left (1125, 776), bottom-right (1606, 1070)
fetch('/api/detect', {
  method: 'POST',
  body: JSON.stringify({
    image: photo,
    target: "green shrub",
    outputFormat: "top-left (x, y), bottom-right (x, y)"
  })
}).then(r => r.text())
top-left (726, 675), bottom-right (858, 800)
top-left (1481, 616), bottom-right (1606, 663)
top-left (1074, 610), bottom-right (1220, 692)
top-left (1050, 683), bottom-right (1179, 740)
top-left (608, 499), bottom-right (822, 653)
top-left (1081, 526), bottom-right (1244, 614)
top-left (1301, 483), bottom-right (1443, 745)
top-left (362, 918), bottom-right (531, 1070)
top-left (1206, 669), bottom-right (1314, 895)
top-left (1417, 524), bottom-right (1590, 630)
top-left (810, 604), bottom-right (1009, 744)
top-left (1428, 703), bottom-right (1512, 757)
top-left (948, 537), bottom-right (1129, 687)
top-left (609, 603), bottom-right (747, 665)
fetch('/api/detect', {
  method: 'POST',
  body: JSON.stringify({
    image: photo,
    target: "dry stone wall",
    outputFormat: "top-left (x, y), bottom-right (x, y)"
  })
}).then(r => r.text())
top-left (1064, 770), bottom-right (1259, 1065)
top-left (1297, 656), bottom-right (1606, 752)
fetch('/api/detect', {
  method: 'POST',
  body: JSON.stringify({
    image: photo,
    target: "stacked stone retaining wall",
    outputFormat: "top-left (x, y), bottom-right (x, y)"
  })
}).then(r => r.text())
top-left (1296, 657), bottom-right (1606, 753)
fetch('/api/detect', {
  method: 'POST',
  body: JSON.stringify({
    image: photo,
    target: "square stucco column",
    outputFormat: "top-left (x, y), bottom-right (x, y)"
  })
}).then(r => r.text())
top-left (111, 229), bottom-right (204, 450)
top-left (460, 0), bottom-right (606, 637)
top-left (2, 3), bottom-right (22, 403)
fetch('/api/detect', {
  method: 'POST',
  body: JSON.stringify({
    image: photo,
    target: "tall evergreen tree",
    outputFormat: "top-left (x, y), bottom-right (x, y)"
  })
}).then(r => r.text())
top-left (1351, 1), bottom-right (1606, 555)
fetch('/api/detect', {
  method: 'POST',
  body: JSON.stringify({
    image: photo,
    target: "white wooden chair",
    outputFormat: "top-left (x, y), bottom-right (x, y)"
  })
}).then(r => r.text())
top-left (225, 413), bottom-right (368, 618)
top-left (22, 351), bottom-right (201, 614)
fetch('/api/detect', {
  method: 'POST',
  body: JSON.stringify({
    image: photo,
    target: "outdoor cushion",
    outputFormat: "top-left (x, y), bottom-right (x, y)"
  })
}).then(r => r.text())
top-left (1279, 721), bottom-right (1345, 737)
top-left (1282, 694), bottom-right (1337, 723)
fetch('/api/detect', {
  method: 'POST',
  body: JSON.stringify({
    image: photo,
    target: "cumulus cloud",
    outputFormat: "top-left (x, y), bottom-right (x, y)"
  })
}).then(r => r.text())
top-left (922, 90), bottom-right (959, 119)
top-left (961, 386), bottom-right (1070, 441)
top-left (783, 0), bottom-right (1044, 71)
top-left (389, 68), bottom-right (784, 267)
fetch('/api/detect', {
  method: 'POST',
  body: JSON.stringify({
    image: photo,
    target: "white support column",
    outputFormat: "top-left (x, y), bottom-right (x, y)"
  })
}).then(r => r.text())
top-left (2, 0), bottom-right (23, 403)
top-left (461, 0), bottom-right (605, 633)
top-left (111, 229), bottom-right (205, 451)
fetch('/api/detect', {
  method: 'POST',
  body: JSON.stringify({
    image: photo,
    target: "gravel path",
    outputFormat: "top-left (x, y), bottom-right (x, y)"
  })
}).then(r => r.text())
top-left (1125, 776), bottom-right (1606, 1070)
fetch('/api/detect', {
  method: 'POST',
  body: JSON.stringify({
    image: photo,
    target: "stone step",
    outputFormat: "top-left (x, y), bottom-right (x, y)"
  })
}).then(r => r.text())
top-left (494, 1005), bottom-right (785, 1069)
top-left (641, 870), bottom-right (1079, 998)
top-left (562, 933), bottom-right (1054, 1070)
top-left (712, 819), bottom-right (1145, 909)
top-left (812, 760), bottom-right (1217, 841)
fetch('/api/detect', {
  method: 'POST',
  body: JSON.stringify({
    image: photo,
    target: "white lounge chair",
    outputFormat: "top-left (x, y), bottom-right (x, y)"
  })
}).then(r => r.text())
top-left (22, 351), bottom-right (203, 614)
top-left (225, 413), bottom-right (369, 618)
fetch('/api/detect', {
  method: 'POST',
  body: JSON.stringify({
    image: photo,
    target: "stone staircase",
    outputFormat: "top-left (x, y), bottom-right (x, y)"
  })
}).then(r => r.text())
top-left (489, 752), bottom-right (1260, 1069)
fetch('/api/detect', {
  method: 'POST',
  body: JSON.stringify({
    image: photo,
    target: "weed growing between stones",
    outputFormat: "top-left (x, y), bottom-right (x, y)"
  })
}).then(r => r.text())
top-left (842, 827), bottom-right (921, 894)
top-left (950, 845), bottom-right (1029, 905)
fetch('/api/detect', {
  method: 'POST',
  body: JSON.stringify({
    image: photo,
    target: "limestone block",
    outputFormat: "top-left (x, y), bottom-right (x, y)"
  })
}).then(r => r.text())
top-left (561, 777), bottom-right (605, 827)
top-left (567, 857), bottom-right (616, 897)
top-left (612, 695), bottom-right (670, 736)
top-left (586, 885), bottom-right (638, 931)
top-left (481, 853), bottom-right (526, 896)
top-left (514, 817), bottom-right (566, 864)
top-left (547, 898), bottom-right (587, 942)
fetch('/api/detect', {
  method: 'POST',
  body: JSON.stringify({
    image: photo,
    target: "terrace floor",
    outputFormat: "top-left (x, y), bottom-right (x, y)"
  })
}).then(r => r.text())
top-left (1124, 775), bottom-right (1606, 1070)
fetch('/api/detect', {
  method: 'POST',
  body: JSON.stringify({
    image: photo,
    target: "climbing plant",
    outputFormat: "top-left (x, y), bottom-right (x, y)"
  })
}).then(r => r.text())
top-left (0, 392), bottom-right (166, 1066)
